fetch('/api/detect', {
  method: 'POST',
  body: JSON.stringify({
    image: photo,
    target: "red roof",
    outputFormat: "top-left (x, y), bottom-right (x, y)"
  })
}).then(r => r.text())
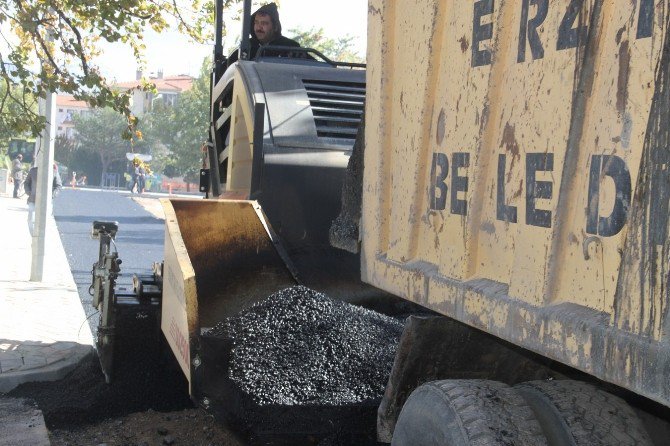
top-left (56, 95), bottom-right (89, 108)
top-left (115, 75), bottom-right (194, 93)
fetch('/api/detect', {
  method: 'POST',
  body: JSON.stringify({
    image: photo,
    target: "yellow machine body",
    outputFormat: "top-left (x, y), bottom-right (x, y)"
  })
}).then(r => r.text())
top-left (363, 0), bottom-right (670, 407)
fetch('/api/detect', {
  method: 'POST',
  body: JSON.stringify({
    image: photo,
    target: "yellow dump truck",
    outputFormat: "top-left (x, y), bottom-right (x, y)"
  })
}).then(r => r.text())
top-left (90, 0), bottom-right (670, 445)
top-left (358, 0), bottom-right (670, 444)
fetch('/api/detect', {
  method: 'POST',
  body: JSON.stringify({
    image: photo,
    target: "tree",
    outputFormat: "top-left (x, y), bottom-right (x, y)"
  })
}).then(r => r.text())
top-left (0, 79), bottom-right (42, 143)
top-left (289, 27), bottom-right (364, 63)
top-left (73, 108), bottom-right (138, 185)
top-left (144, 57), bottom-right (209, 182)
top-left (1, 81), bottom-right (36, 168)
top-left (54, 134), bottom-right (77, 170)
top-left (0, 0), bottom-right (239, 138)
top-left (167, 59), bottom-right (210, 183)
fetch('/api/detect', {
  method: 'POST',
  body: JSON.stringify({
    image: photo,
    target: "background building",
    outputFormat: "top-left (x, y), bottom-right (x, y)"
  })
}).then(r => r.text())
top-left (55, 70), bottom-right (194, 138)
top-left (115, 70), bottom-right (194, 117)
top-left (56, 95), bottom-right (91, 138)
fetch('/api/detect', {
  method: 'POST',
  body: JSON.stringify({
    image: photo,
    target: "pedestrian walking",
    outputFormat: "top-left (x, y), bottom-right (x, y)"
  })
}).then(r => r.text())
top-left (138, 165), bottom-right (146, 194)
top-left (129, 163), bottom-right (139, 193)
top-left (11, 154), bottom-right (23, 198)
top-left (24, 163), bottom-right (63, 235)
top-left (53, 163), bottom-right (63, 197)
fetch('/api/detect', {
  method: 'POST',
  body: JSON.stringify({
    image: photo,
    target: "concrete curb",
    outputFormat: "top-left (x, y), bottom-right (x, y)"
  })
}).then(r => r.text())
top-left (0, 346), bottom-right (95, 394)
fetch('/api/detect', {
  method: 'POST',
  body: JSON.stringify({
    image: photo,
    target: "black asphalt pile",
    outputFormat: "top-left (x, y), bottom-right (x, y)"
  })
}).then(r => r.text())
top-left (203, 285), bottom-right (405, 444)
top-left (207, 285), bottom-right (404, 406)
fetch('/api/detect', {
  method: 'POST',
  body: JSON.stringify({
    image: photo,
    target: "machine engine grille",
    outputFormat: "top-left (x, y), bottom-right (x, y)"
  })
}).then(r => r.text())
top-left (303, 79), bottom-right (365, 141)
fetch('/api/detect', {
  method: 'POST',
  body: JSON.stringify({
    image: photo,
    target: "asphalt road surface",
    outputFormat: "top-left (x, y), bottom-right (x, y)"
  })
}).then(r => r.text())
top-left (53, 187), bottom-right (168, 337)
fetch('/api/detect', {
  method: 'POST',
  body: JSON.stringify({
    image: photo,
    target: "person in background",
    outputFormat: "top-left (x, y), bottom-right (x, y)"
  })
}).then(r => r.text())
top-left (24, 163), bottom-right (63, 235)
top-left (138, 165), bottom-right (146, 194)
top-left (53, 163), bottom-right (63, 197)
top-left (129, 162), bottom-right (139, 193)
top-left (11, 154), bottom-right (23, 198)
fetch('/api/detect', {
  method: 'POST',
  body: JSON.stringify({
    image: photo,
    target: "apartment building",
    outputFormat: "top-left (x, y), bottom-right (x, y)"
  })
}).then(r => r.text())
top-left (55, 70), bottom-right (193, 138)
top-left (56, 95), bottom-right (91, 138)
top-left (115, 70), bottom-right (194, 117)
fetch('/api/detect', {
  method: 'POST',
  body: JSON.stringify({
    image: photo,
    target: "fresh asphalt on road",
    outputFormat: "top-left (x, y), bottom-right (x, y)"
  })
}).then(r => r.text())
top-left (53, 188), bottom-right (167, 337)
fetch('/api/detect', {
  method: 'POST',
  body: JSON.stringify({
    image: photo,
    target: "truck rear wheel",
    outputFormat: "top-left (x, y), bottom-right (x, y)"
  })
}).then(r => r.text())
top-left (391, 379), bottom-right (547, 446)
top-left (515, 380), bottom-right (653, 446)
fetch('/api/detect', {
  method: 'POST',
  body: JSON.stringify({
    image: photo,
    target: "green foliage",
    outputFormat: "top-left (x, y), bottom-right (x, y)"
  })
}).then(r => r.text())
top-left (2, 2), bottom-right (366, 188)
top-left (0, 0), bottom-right (240, 138)
top-left (0, 153), bottom-right (10, 170)
top-left (0, 82), bottom-right (38, 149)
top-left (54, 134), bottom-right (77, 170)
top-left (0, 141), bottom-right (6, 167)
top-left (60, 57), bottom-right (209, 184)
top-left (143, 57), bottom-right (209, 181)
top-left (72, 107), bottom-right (136, 184)
top-left (289, 27), bottom-right (364, 63)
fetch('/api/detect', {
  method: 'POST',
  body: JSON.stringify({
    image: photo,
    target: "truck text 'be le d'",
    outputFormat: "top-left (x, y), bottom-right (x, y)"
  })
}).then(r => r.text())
top-left (429, 152), bottom-right (642, 239)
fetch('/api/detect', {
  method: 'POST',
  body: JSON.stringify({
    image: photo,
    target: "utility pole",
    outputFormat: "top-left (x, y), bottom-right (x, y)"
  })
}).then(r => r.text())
top-left (30, 7), bottom-right (58, 282)
top-left (30, 92), bottom-right (56, 281)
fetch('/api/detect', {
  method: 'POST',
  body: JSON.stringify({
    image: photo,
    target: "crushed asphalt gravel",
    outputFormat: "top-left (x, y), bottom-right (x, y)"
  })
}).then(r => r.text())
top-left (206, 285), bottom-right (405, 406)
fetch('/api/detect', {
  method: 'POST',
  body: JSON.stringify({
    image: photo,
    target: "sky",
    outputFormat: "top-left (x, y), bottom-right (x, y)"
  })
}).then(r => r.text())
top-left (96, 0), bottom-right (368, 82)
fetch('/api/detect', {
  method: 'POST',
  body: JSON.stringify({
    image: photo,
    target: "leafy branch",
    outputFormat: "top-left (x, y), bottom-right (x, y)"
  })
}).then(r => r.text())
top-left (0, 0), bottom-right (238, 140)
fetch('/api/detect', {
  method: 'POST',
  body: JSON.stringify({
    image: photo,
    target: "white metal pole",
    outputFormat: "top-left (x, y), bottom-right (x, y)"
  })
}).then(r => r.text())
top-left (30, 91), bottom-right (56, 281)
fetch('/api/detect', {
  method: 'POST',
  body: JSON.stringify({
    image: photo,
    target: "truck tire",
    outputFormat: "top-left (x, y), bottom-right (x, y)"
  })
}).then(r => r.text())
top-left (515, 380), bottom-right (653, 446)
top-left (391, 379), bottom-right (548, 446)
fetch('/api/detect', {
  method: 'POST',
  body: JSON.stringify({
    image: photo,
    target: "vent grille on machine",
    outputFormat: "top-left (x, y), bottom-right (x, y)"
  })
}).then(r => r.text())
top-left (303, 79), bottom-right (365, 141)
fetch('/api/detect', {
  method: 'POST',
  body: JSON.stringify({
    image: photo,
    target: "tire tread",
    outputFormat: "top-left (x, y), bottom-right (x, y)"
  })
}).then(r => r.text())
top-left (434, 380), bottom-right (547, 446)
top-left (516, 380), bottom-right (652, 446)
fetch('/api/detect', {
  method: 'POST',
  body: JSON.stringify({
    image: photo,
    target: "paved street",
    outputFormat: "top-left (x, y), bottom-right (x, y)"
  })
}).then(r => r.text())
top-left (0, 186), bottom-right (213, 445)
top-left (0, 186), bottom-right (175, 394)
top-left (52, 188), bottom-right (170, 336)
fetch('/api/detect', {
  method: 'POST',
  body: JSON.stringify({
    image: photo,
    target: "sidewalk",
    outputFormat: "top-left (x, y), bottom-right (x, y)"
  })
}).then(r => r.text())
top-left (0, 191), bottom-right (94, 442)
